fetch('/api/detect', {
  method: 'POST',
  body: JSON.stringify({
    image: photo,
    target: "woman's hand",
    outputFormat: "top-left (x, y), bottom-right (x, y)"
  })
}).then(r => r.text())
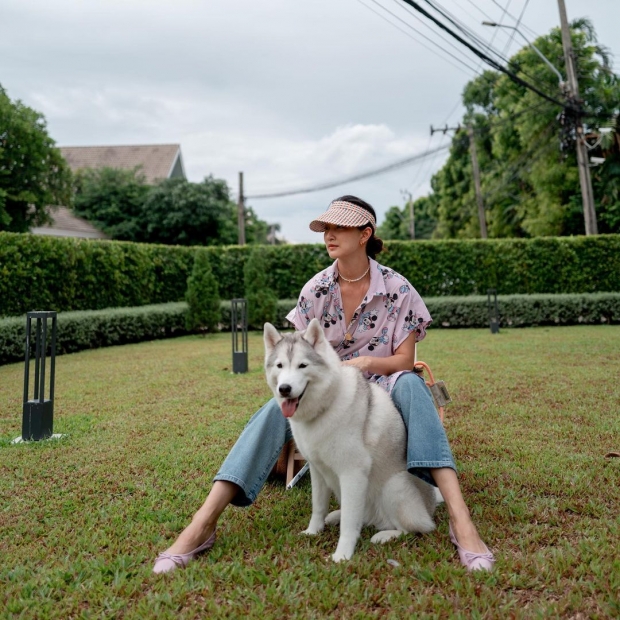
top-left (340, 334), bottom-right (416, 376)
top-left (341, 356), bottom-right (372, 372)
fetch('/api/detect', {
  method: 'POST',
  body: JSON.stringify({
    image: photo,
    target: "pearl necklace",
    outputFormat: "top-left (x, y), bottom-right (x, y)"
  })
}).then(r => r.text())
top-left (338, 264), bottom-right (370, 283)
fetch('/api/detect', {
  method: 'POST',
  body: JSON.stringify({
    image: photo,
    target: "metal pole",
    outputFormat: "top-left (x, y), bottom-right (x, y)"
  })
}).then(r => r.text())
top-left (23, 316), bottom-right (31, 404)
top-left (408, 197), bottom-right (415, 240)
top-left (49, 316), bottom-right (57, 402)
top-left (40, 317), bottom-right (48, 403)
top-left (237, 171), bottom-right (246, 246)
top-left (468, 126), bottom-right (488, 239)
top-left (558, 0), bottom-right (598, 235)
top-left (33, 318), bottom-right (41, 400)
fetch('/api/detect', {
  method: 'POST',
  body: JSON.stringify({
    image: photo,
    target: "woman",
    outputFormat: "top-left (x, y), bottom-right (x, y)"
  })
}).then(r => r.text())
top-left (154, 196), bottom-right (495, 573)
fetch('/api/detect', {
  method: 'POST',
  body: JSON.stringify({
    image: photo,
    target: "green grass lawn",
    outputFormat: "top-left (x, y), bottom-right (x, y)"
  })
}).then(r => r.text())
top-left (1, 326), bottom-right (619, 619)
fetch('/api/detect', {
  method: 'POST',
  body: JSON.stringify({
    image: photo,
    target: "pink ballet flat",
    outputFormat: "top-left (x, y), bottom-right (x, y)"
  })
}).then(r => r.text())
top-left (153, 530), bottom-right (216, 574)
top-left (449, 523), bottom-right (495, 572)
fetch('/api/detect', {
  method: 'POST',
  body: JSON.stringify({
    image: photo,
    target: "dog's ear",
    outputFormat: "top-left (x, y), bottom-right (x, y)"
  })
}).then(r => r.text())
top-left (263, 322), bottom-right (282, 352)
top-left (302, 318), bottom-right (324, 348)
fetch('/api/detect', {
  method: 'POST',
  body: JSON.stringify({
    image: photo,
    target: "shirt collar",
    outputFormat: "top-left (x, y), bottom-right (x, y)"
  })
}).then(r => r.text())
top-left (329, 258), bottom-right (387, 298)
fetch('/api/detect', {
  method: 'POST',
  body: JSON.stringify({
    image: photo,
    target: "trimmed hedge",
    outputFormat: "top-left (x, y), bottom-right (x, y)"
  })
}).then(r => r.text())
top-left (424, 293), bottom-right (620, 328)
top-left (2, 232), bottom-right (620, 317)
top-left (0, 301), bottom-right (295, 366)
top-left (2, 295), bottom-right (618, 366)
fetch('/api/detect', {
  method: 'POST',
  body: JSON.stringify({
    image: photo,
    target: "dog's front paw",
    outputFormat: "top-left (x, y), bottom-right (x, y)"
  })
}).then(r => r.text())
top-left (331, 551), bottom-right (351, 563)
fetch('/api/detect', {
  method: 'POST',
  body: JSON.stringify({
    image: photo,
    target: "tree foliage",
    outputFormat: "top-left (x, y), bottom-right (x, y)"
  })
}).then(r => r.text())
top-left (141, 176), bottom-right (238, 246)
top-left (73, 167), bottom-right (150, 241)
top-left (0, 85), bottom-right (73, 232)
top-left (389, 20), bottom-right (620, 239)
top-left (377, 196), bottom-right (437, 240)
top-left (73, 169), bottom-right (279, 246)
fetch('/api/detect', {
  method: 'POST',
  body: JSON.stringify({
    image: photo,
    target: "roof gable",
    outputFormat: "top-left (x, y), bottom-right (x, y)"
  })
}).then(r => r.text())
top-left (60, 144), bottom-right (185, 184)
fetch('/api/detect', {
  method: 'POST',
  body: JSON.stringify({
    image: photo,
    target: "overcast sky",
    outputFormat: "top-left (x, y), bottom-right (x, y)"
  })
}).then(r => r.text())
top-left (2, 0), bottom-right (618, 243)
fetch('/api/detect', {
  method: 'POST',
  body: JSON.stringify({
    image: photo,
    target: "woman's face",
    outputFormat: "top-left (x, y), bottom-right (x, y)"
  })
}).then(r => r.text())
top-left (323, 223), bottom-right (370, 260)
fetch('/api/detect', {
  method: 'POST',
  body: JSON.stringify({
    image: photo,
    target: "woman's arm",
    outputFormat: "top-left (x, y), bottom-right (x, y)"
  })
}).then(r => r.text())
top-left (341, 332), bottom-right (416, 375)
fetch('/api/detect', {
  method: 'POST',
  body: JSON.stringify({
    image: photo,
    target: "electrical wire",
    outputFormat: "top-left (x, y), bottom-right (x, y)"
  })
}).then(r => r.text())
top-left (245, 144), bottom-right (450, 199)
top-left (488, 0), bottom-right (539, 38)
top-left (356, 0), bottom-right (482, 77)
top-left (501, 0), bottom-right (531, 57)
top-left (420, 0), bottom-right (514, 67)
top-left (397, 0), bottom-right (571, 110)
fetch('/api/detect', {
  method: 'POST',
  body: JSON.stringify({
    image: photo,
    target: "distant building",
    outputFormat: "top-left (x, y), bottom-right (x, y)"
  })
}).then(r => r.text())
top-left (30, 206), bottom-right (109, 239)
top-left (60, 144), bottom-right (186, 184)
top-left (32, 144), bottom-right (186, 239)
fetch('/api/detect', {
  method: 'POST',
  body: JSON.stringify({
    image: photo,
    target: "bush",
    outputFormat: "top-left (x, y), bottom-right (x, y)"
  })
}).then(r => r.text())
top-left (3, 295), bottom-right (618, 366)
top-left (2, 232), bottom-right (620, 317)
top-left (0, 301), bottom-right (297, 366)
top-left (185, 250), bottom-right (220, 332)
top-left (244, 247), bottom-right (278, 329)
top-left (424, 293), bottom-right (620, 328)
top-left (0, 303), bottom-right (189, 366)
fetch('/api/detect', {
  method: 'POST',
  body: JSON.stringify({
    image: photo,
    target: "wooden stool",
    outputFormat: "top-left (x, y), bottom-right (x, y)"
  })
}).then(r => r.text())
top-left (272, 439), bottom-right (306, 486)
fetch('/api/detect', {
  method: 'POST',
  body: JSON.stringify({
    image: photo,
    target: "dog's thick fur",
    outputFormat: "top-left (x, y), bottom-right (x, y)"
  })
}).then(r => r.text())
top-left (264, 318), bottom-right (437, 562)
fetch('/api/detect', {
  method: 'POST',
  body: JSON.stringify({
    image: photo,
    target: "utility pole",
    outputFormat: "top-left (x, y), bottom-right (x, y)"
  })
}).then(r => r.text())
top-left (558, 0), bottom-right (598, 235)
top-left (431, 124), bottom-right (487, 238)
top-left (467, 126), bottom-right (487, 239)
top-left (237, 171), bottom-right (246, 246)
top-left (401, 190), bottom-right (415, 240)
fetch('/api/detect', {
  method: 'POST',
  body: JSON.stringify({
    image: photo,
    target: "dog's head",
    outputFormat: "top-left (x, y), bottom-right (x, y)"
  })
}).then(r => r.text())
top-left (264, 318), bottom-right (338, 420)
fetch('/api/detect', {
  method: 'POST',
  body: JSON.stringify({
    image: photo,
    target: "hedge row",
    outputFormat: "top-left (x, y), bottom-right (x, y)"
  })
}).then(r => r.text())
top-left (2, 294), bottom-right (618, 366)
top-left (0, 301), bottom-right (295, 366)
top-left (2, 232), bottom-right (620, 317)
top-left (424, 292), bottom-right (620, 328)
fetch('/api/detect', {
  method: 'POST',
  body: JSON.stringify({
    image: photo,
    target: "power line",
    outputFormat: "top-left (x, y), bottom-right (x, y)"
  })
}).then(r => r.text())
top-left (355, 0), bottom-right (482, 77)
top-left (245, 144), bottom-right (450, 199)
top-left (502, 0), bottom-right (531, 57)
top-left (489, 0), bottom-right (539, 38)
top-left (419, 0), bottom-right (542, 85)
top-left (419, 0), bottom-right (514, 67)
top-left (397, 0), bottom-right (570, 110)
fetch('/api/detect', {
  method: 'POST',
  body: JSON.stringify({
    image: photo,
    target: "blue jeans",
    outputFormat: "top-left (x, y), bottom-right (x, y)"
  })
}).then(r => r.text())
top-left (214, 372), bottom-right (456, 506)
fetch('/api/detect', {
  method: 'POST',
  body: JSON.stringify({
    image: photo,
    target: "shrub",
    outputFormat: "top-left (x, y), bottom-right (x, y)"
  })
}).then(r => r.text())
top-left (185, 250), bottom-right (221, 332)
top-left (2, 294), bottom-right (617, 366)
top-left (424, 293), bottom-right (620, 328)
top-left (2, 232), bottom-right (620, 317)
top-left (0, 303), bottom-right (188, 366)
top-left (244, 247), bottom-right (278, 329)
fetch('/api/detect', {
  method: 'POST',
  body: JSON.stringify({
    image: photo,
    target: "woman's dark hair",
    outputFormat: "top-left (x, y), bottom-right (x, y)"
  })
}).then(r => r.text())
top-left (335, 195), bottom-right (385, 259)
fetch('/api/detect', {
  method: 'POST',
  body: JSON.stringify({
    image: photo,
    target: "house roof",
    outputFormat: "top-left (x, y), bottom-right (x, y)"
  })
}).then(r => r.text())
top-left (31, 207), bottom-right (109, 240)
top-left (59, 144), bottom-right (185, 184)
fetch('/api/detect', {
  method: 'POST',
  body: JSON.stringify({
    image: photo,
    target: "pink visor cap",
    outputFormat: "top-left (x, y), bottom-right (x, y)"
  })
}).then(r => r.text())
top-left (309, 200), bottom-right (376, 233)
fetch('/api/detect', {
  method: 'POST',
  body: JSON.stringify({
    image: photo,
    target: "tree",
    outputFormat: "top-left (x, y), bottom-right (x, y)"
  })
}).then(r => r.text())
top-left (244, 247), bottom-right (278, 329)
top-left (0, 85), bottom-right (72, 232)
top-left (73, 166), bottom-right (150, 241)
top-left (140, 176), bottom-right (238, 246)
top-left (377, 196), bottom-right (438, 240)
top-left (185, 251), bottom-right (221, 332)
top-left (429, 20), bottom-right (620, 238)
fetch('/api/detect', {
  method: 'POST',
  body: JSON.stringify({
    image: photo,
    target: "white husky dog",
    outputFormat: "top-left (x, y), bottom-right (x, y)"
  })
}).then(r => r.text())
top-left (264, 318), bottom-right (437, 562)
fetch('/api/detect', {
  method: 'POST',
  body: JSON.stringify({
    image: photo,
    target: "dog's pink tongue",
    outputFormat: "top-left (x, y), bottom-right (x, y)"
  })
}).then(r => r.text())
top-left (280, 398), bottom-right (299, 418)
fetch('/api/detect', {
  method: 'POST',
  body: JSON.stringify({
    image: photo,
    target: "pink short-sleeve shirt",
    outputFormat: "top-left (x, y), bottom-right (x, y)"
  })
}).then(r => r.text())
top-left (285, 258), bottom-right (432, 394)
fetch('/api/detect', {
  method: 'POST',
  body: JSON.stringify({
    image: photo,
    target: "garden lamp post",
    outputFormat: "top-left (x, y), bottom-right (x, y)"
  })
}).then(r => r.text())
top-left (22, 311), bottom-right (57, 440)
top-left (487, 289), bottom-right (500, 334)
top-left (231, 299), bottom-right (248, 373)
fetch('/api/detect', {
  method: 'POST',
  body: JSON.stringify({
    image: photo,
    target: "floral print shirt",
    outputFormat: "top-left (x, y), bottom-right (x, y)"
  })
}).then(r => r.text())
top-left (286, 258), bottom-right (432, 394)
